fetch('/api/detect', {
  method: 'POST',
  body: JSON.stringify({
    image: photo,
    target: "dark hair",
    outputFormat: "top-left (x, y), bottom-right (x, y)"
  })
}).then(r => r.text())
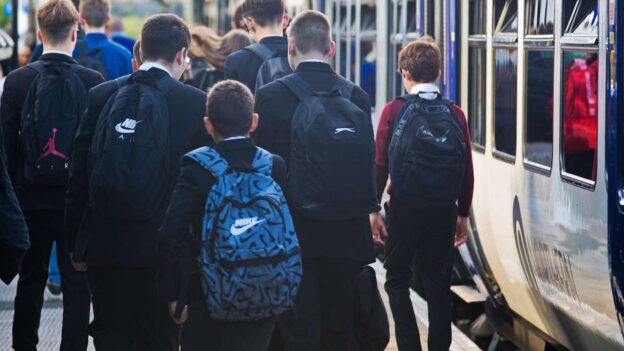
top-left (207, 80), bottom-right (254, 138)
top-left (398, 39), bottom-right (441, 83)
top-left (232, 3), bottom-right (246, 30)
top-left (37, 0), bottom-right (79, 45)
top-left (287, 10), bottom-right (331, 55)
top-left (133, 39), bottom-right (142, 66)
top-left (241, 0), bottom-right (284, 27)
top-left (141, 14), bottom-right (190, 63)
top-left (79, 0), bottom-right (109, 28)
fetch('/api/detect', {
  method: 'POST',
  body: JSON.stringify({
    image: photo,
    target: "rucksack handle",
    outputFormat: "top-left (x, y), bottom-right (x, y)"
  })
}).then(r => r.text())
top-left (244, 43), bottom-right (273, 61)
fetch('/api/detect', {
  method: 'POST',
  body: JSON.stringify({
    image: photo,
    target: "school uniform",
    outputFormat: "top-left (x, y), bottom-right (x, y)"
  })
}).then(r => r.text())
top-left (157, 137), bottom-right (287, 351)
top-left (0, 52), bottom-right (104, 351)
top-left (75, 33), bottom-right (133, 80)
top-left (254, 61), bottom-right (376, 350)
top-left (224, 36), bottom-right (288, 93)
top-left (375, 84), bottom-right (474, 351)
top-left (64, 64), bottom-right (212, 350)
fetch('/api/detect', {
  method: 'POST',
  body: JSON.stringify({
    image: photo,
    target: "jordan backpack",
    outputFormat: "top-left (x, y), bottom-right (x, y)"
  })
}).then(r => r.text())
top-left (88, 70), bottom-right (176, 221)
top-left (20, 60), bottom-right (87, 187)
top-left (245, 43), bottom-right (292, 93)
top-left (388, 93), bottom-right (466, 207)
top-left (187, 146), bottom-right (302, 321)
top-left (278, 74), bottom-right (378, 220)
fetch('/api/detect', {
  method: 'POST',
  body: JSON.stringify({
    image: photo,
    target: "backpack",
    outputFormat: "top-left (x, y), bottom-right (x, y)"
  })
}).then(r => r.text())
top-left (20, 61), bottom-right (87, 187)
top-left (76, 40), bottom-right (109, 80)
top-left (244, 43), bottom-right (292, 92)
top-left (187, 146), bottom-right (302, 321)
top-left (194, 67), bottom-right (223, 92)
top-left (278, 74), bottom-right (378, 220)
top-left (88, 70), bottom-right (177, 221)
top-left (388, 93), bottom-right (466, 207)
top-left (354, 266), bottom-right (390, 351)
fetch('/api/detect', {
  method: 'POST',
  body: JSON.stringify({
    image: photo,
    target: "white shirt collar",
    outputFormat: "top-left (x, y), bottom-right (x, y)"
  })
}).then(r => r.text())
top-left (223, 136), bottom-right (247, 142)
top-left (42, 50), bottom-right (72, 58)
top-left (302, 59), bottom-right (326, 64)
top-left (410, 83), bottom-right (440, 100)
top-left (138, 62), bottom-right (173, 77)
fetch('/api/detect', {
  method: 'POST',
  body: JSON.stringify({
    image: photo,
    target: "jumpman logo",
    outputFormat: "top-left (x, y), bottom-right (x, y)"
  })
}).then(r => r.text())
top-left (39, 128), bottom-right (68, 161)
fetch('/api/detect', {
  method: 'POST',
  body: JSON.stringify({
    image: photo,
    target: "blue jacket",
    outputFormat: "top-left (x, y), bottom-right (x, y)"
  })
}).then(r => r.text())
top-left (75, 33), bottom-right (132, 80)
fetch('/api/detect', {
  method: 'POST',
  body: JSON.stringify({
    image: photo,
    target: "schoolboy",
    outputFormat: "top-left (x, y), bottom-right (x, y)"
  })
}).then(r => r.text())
top-left (254, 10), bottom-right (376, 350)
top-left (0, 1), bottom-right (105, 349)
top-left (372, 38), bottom-right (474, 351)
top-left (77, 0), bottom-right (132, 79)
top-left (224, 0), bottom-right (289, 93)
top-left (157, 80), bottom-right (287, 351)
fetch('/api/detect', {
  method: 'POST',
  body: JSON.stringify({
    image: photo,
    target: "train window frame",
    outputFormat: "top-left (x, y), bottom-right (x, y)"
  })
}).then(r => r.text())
top-left (559, 46), bottom-right (599, 191)
top-left (492, 44), bottom-right (519, 164)
top-left (524, 0), bottom-right (555, 42)
top-left (493, 0), bottom-right (519, 44)
top-left (468, 41), bottom-right (487, 153)
top-left (560, 0), bottom-right (599, 45)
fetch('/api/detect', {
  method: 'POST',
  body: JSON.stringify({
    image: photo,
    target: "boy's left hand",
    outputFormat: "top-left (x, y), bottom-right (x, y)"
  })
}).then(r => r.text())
top-left (168, 301), bottom-right (189, 325)
top-left (454, 216), bottom-right (469, 248)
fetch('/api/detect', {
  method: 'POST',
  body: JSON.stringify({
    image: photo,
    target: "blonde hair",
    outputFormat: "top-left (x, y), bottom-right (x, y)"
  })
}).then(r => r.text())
top-left (188, 27), bottom-right (251, 71)
top-left (37, 0), bottom-right (79, 45)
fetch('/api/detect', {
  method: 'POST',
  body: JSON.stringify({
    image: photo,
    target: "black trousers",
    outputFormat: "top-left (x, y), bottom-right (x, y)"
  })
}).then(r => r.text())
top-left (88, 267), bottom-right (178, 351)
top-left (384, 203), bottom-right (457, 351)
top-left (181, 301), bottom-right (276, 351)
top-left (278, 257), bottom-right (360, 351)
top-left (13, 210), bottom-right (90, 351)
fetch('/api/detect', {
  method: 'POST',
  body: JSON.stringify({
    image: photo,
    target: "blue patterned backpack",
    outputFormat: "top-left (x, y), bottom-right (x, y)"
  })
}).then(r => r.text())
top-left (186, 146), bottom-right (303, 321)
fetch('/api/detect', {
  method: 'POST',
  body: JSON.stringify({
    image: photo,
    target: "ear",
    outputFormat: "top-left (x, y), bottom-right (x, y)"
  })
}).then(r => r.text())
top-left (401, 69), bottom-right (413, 82)
top-left (71, 27), bottom-right (77, 42)
top-left (282, 13), bottom-right (290, 30)
top-left (37, 30), bottom-right (43, 44)
top-left (244, 18), bottom-right (255, 33)
top-left (79, 16), bottom-right (86, 27)
top-left (288, 38), bottom-right (296, 56)
top-left (204, 116), bottom-right (215, 137)
top-left (327, 41), bottom-right (336, 59)
top-left (105, 15), bottom-right (111, 26)
top-left (437, 69), bottom-right (442, 82)
top-left (175, 47), bottom-right (185, 65)
top-left (249, 113), bottom-right (259, 134)
top-left (132, 58), bottom-right (138, 72)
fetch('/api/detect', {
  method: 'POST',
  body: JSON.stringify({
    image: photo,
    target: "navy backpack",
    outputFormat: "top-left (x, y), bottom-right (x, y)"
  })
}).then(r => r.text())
top-left (187, 146), bottom-right (302, 321)
top-left (244, 43), bottom-right (292, 93)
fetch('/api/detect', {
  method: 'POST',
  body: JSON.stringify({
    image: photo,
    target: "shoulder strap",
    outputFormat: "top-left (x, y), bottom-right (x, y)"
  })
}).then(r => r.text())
top-left (332, 78), bottom-right (355, 100)
top-left (251, 148), bottom-right (273, 177)
top-left (186, 147), bottom-right (229, 178)
top-left (278, 74), bottom-right (315, 101)
top-left (244, 43), bottom-right (273, 62)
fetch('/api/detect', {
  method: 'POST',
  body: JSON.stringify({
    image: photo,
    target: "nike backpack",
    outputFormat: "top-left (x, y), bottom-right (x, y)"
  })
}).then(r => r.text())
top-left (88, 70), bottom-right (176, 221)
top-left (20, 61), bottom-right (87, 187)
top-left (278, 74), bottom-right (378, 220)
top-left (244, 43), bottom-right (292, 92)
top-left (76, 40), bottom-right (109, 80)
top-left (388, 93), bottom-right (466, 207)
top-left (186, 146), bottom-right (302, 321)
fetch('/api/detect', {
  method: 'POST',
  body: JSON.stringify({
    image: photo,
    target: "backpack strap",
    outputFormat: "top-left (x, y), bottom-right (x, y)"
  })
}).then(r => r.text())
top-left (244, 43), bottom-right (273, 62)
top-left (251, 148), bottom-right (273, 177)
top-left (331, 78), bottom-right (355, 100)
top-left (277, 74), bottom-right (315, 102)
top-left (186, 147), bottom-right (229, 179)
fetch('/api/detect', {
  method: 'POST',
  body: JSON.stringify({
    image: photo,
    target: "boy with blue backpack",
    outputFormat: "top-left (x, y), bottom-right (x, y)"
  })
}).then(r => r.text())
top-left (157, 80), bottom-right (302, 351)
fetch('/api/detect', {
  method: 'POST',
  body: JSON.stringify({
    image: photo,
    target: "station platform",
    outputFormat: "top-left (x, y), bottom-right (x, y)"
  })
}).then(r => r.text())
top-left (0, 261), bottom-right (481, 350)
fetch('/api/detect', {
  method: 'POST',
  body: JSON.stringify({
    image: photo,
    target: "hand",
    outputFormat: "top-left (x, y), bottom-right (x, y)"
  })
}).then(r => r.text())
top-left (370, 212), bottom-right (388, 246)
top-left (168, 301), bottom-right (189, 325)
top-left (70, 253), bottom-right (88, 272)
top-left (454, 216), bottom-right (469, 248)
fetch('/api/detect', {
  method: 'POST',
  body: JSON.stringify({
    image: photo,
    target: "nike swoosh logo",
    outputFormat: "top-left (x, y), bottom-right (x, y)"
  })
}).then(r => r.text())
top-left (230, 219), bottom-right (266, 236)
top-left (334, 128), bottom-right (355, 134)
top-left (115, 123), bottom-right (136, 134)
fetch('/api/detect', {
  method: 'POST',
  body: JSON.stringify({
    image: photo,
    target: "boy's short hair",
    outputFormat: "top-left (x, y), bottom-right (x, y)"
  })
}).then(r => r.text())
top-left (207, 80), bottom-right (254, 138)
top-left (141, 14), bottom-right (190, 63)
top-left (242, 0), bottom-right (284, 27)
top-left (79, 0), bottom-right (110, 28)
top-left (398, 39), bottom-right (441, 83)
top-left (37, 0), bottom-right (79, 46)
top-left (232, 3), bottom-right (246, 30)
top-left (133, 39), bottom-right (142, 66)
top-left (287, 10), bottom-right (331, 55)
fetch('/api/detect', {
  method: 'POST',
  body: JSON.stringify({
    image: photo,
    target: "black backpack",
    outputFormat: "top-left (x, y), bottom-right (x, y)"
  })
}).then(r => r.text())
top-left (88, 70), bottom-right (177, 221)
top-left (20, 61), bottom-right (87, 187)
top-left (278, 74), bottom-right (378, 220)
top-left (245, 43), bottom-right (292, 92)
top-left (388, 93), bottom-right (466, 207)
top-left (76, 40), bottom-right (108, 80)
top-left (355, 266), bottom-right (390, 351)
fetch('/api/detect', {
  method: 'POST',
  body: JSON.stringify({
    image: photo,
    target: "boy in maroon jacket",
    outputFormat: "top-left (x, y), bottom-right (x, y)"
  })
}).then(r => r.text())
top-left (370, 39), bottom-right (474, 351)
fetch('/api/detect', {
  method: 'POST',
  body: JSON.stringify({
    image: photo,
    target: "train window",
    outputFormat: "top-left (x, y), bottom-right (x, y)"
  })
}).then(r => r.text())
top-left (494, 0), bottom-right (518, 33)
top-left (561, 50), bottom-right (598, 181)
top-left (468, 46), bottom-right (487, 149)
top-left (469, 0), bottom-right (487, 35)
top-left (563, 0), bottom-right (598, 36)
top-left (525, 0), bottom-right (555, 35)
top-left (493, 48), bottom-right (518, 159)
top-left (525, 50), bottom-right (554, 168)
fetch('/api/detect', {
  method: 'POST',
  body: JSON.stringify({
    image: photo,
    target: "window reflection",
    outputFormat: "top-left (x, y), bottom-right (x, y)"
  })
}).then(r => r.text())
top-left (562, 51), bottom-right (598, 180)
top-left (470, 0), bottom-right (487, 35)
top-left (494, 48), bottom-right (518, 157)
top-left (526, 0), bottom-right (555, 35)
top-left (469, 47), bottom-right (486, 147)
top-left (564, 0), bottom-right (598, 35)
top-left (494, 0), bottom-right (518, 33)
top-left (525, 51), bottom-right (554, 166)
